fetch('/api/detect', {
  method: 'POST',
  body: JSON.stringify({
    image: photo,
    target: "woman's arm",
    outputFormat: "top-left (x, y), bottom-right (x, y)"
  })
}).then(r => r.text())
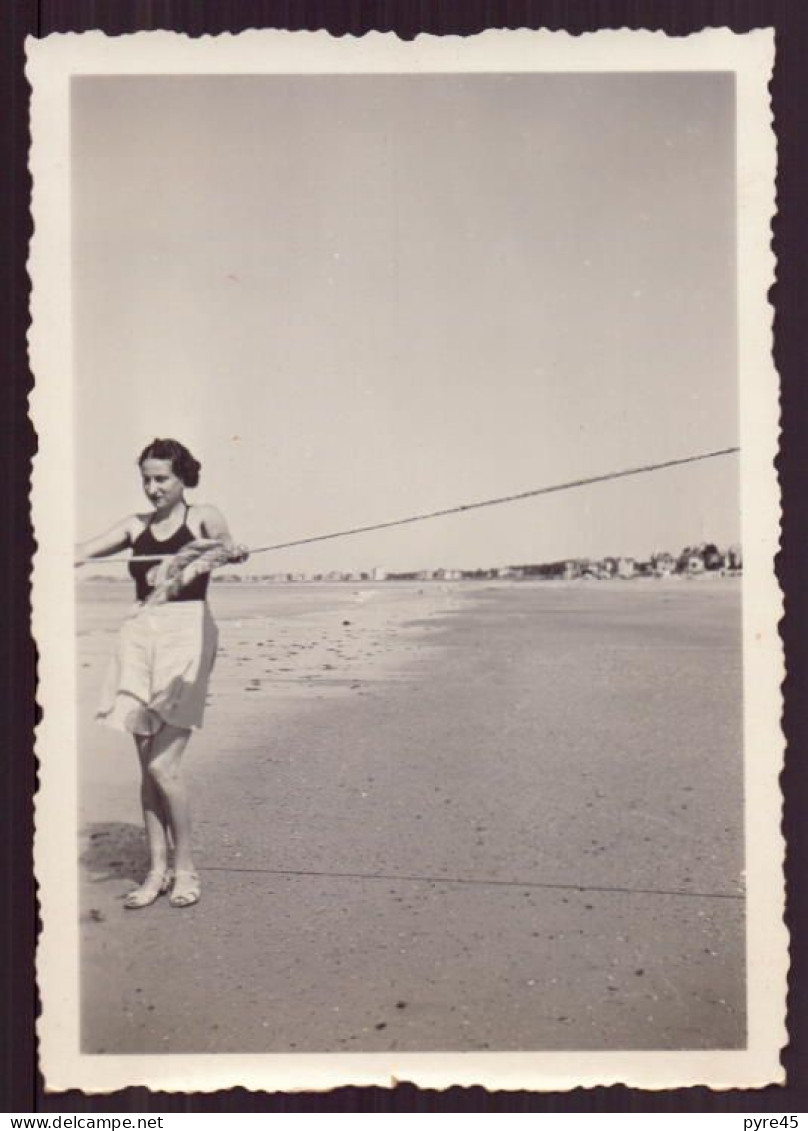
top-left (197, 505), bottom-right (249, 561)
top-left (75, 516), bottom-right (137, 565)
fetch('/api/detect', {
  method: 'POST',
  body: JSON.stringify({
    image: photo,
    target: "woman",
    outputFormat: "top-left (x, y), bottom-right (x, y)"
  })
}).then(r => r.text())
top-left (76, 439), bottom-right (246, 910)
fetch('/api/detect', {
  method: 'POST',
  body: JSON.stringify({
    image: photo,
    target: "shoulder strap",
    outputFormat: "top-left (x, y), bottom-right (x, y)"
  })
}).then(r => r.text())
top-left (131, 514), bottom-right (152, 545)
top-left (184, 502), bottom-right (202, 538)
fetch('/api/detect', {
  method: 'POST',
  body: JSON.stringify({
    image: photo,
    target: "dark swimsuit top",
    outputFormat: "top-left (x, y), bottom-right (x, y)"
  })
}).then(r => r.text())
top-left (129, 504), bottom-right (210, 603)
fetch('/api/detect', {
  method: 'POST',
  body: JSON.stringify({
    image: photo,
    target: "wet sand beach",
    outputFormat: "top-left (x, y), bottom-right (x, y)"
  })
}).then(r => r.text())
top-left (77, 579), bottom-right (744, 1053)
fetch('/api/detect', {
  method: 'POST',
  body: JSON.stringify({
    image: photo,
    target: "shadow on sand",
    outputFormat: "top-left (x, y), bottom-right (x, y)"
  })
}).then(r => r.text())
top-left (80, 822), bottom-right (149, 886)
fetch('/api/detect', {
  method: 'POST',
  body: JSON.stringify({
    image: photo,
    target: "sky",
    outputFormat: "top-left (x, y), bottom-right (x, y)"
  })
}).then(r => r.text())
top-left (72, 72), bottom-right (738, 574)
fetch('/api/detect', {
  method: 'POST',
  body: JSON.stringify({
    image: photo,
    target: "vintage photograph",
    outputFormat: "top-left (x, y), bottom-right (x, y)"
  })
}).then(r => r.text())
top-left (29, 30), bottom-right (782, 1092)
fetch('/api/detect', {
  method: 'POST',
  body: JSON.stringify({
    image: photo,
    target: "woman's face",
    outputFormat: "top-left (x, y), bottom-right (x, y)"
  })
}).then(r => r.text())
top-left (140, 458), bottom-right (185, 511)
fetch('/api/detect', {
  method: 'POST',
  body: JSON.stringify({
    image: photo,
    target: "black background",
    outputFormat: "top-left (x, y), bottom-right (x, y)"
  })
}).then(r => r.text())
top-left (3, 0), bottom-right (806, 1114)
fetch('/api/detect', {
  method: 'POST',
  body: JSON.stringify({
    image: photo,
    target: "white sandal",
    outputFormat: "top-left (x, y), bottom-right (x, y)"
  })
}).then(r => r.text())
top-left (169, 870), bottom-right (201, 908)
top-left (124, 869), bottom-right (172, 910)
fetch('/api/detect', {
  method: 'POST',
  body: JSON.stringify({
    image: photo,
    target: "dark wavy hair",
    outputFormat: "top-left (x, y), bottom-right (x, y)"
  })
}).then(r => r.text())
top-left (138, 438), bottom-right (201, 488)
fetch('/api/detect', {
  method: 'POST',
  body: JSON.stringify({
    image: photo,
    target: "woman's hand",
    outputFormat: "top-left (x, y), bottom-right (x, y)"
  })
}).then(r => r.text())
top-left (228, 543), bottom-right (250, 564)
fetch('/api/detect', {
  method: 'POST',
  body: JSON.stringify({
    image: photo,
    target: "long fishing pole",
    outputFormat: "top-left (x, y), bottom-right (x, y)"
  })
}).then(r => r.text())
top-left (78, 446), bottom-right (740, 565)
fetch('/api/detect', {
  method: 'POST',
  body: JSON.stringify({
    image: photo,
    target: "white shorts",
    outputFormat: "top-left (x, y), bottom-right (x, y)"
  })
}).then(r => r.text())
top-left (96, 601), bottom-right (218, 736)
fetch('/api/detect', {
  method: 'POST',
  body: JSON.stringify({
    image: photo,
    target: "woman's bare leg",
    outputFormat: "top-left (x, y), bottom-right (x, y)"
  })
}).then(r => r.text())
top-left (143, 723), bottom-right (195, 875)
top-left (124, 733), bottom-right (173, 908)
top-left (135, 733), bottom-right (171, 872)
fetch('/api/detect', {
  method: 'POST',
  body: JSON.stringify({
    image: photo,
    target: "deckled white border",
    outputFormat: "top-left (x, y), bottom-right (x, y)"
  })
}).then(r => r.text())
top-left (28, 28), bottom-right (782, 1094)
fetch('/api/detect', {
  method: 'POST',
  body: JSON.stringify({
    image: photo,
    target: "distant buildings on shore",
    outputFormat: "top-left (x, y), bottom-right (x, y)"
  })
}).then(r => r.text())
top-left (84, 541), bottom-right (742, 586)
top-left (210, 540), bottom-right (742, 584)
top-left (514, 542), bottom-right (743, 583)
